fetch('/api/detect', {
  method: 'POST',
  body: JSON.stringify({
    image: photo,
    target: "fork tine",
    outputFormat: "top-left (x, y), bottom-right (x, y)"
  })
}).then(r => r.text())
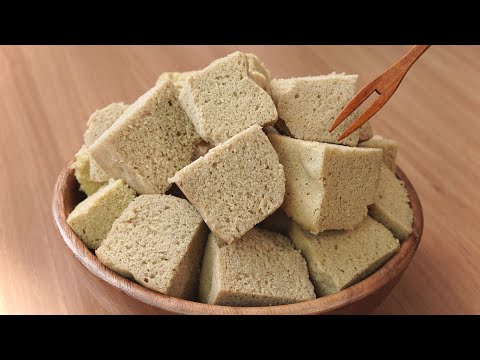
top-left (336, 92), bottom-right (390, 141)
top-left (329, 80), bottom-right (378, 132)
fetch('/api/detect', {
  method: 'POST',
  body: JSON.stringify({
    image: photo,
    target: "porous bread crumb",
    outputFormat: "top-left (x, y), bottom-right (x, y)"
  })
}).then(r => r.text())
top-left (269, 134), bottom-right (382, 233)
top-left (290, 216), bottom-right (400, 296)
top-left (157, 63), bottom-right (269, 94)
top-left (270, 73), bottom-right (360, 146)
top-left (96, 195), bottom-right (208, 300)
top-left (179, 51), bottom-right (278, 145)
top-left (169, 125), bottom-right (285, 243)
top-left (369, 165), bottom-right (413, 240)
top-left (84, 102), bottom-right (128, 182)
top-left (90, 80), bottom-right (201, 194)
top-left (67, 179), bottom-right (136, 249)
top-left (358, 135), bottom-right (398, 171)
top-left (199, 228), bottom-right (315, 306)
top-left (71, 145), bottom-right (106, 196)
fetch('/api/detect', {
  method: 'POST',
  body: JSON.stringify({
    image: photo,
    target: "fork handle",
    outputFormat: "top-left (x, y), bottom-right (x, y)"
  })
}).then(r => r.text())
top-left (397, 45), bottom-right (431, 73)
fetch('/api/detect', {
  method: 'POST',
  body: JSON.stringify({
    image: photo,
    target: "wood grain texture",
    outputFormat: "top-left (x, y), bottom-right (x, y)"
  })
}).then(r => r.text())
top-left (0, 45), bottom-right (479, 314)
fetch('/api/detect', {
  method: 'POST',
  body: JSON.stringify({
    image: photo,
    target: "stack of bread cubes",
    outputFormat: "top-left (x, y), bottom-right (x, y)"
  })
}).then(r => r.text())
top-left (67, 51), bottom-right (413, 306)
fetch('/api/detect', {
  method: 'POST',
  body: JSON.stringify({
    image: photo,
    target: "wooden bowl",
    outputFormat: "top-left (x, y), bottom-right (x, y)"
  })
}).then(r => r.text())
top-left (52, 162), bottom-right (423, 315)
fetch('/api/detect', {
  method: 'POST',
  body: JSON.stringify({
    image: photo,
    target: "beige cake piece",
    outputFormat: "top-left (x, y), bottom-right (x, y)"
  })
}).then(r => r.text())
top-left (67, 179), bottom-right (136, 249)
top-left (84, 102), bottom-right (128, 182)
top-left (270, 73), bottom-right (360, 146)
top-left (169, 125), bottom-right (285, 244)
top-left (369, 166), bottom-right (413, 240)
top-left (357, 122), bottom-right (374, 142)
top-left (290, 216), bottom-right (400, 296)
top-left (199, 228), bottom-right (316, 306)
top-left (156, 71), bottom-right (197, 90)
top-left (358, 135), bottom-right (398, 171)
top-left (179, 51), bottom-right (278, 145)
top-left (246, 53), bottom-right (272, 95)
top-left (157, 65), bottom-right (268, 94)
top-left (269, 134), bottom-right (382, 233)
top-left (96, 195), bottom-right (208, 300)
top-left (90, 81), bottom-right (201, 194)
top-left (71, 145), bottom-right (106, 196)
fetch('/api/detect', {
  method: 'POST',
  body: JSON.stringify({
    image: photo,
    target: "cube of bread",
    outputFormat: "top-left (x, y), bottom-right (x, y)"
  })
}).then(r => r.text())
top-left (84, 102), bottom-right (128, 182)
top-left (157, 60), bottom-right (269, 95)
top-left (179, 51), bottom-right (278, 145)
top-left (71, 145), bottom-right (106, 196)
top-left (246, 53), bottom-right (272, 95)
top-left (358, 135), bottom-right (398, 171)
top-left (290, 216), bottom-right (400, 296)
top-left (67, 179), bottom-right (136, 249)
top-left (156, 71), bottom-right (197, 90)
top-left (96, 195), bottom-right (208, 300)
top-left (169, 125), bottom-right (285, 243)
top-left (369, 166), bottom-right (413, 240)
top-left (159, 68), bottom-right (267, 103)
top-left (199, 228), bottom-right (316, 306)
top-left (90, 81), bottom-right (201, 194)
top-left (269, 134), bottom-right (382, 233)
top-left (270, 73), bottom-right (360, 146)
top-left (357, 122), bottom-right (374, 142)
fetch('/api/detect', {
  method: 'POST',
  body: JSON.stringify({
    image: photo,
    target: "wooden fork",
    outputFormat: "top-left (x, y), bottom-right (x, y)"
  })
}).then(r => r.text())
top-left (329, 45), bottom-right (431, 141)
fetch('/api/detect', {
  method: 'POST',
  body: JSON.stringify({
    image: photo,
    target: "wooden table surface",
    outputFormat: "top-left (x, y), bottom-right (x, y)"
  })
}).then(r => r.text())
top-left (0, 45), bottom-right (478, 314)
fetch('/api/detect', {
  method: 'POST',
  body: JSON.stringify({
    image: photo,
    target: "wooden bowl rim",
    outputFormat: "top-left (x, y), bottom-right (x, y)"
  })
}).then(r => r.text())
top-left (52, 162), bottom-right (423, 315)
